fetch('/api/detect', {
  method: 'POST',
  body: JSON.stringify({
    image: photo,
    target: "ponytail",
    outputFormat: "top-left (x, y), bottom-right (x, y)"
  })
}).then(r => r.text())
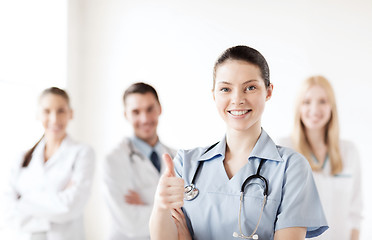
top-left (22, 135), bottom-right (44, 167)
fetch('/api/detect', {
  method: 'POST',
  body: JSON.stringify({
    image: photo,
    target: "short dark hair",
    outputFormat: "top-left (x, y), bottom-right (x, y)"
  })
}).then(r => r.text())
top-left (213, 45), bottom-right (270, 89)
top-left (123, 82), bottom-right (160, 105)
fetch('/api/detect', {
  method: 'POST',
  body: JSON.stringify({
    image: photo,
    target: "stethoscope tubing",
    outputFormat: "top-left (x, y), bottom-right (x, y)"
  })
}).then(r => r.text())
top-left (183, 142), bottom-right (269, 239)
top-left (185, 158), bottom-right (268, 200)
top-left (127, 139), bottom-right (174, 163)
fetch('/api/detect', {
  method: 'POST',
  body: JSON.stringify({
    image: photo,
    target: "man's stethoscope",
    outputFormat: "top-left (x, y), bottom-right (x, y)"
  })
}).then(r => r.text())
top-left (183, 143), bottom-right (268, 240)
top-left (128, 139), bottom-right (174, 162)
top-left (128, 140), bottom-right (145, 162)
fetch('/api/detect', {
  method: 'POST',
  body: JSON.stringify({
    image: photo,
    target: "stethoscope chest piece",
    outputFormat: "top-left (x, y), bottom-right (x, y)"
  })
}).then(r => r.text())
top-left (184, 184), bottom-right (199, 201)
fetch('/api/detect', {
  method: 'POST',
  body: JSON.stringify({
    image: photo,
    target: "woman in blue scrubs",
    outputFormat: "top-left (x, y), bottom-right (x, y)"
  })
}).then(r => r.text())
top-left (149, 45), bottom-right (328, 240)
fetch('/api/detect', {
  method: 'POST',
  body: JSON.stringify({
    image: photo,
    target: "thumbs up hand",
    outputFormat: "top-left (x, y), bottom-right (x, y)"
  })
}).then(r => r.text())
top-left (154, 153), bottom-right (185, 210)
top-left (163, 153), bottom-right (176, 177)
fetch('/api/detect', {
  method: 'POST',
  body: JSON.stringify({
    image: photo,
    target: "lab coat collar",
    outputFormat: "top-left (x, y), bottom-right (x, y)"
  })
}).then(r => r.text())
top-left (33, 135), bottom-right (71, 168)
top-left (197, 129), bottom-right (283, 162)
top-left (130, 135), bottom-right (162, 159)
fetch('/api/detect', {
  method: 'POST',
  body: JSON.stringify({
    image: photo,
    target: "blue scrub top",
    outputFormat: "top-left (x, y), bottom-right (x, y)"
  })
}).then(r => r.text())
top-left (174, 129), bottom-right (328, 240)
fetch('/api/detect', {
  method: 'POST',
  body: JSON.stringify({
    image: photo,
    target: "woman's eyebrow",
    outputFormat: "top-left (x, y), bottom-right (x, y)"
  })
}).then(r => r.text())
top-left (216, 79), bottom-right (259, 85)
top-left (242, 79), bottom-right (259, 85)
top-left (216, 81), bottom-right (232, 85)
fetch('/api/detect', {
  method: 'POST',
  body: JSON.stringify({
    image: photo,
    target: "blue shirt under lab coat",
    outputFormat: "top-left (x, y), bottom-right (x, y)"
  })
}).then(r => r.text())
top-left (174, 129), bottom-right (328, 240)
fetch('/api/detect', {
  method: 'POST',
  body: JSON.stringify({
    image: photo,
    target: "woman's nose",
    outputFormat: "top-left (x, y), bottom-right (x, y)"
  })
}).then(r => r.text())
top-left (50, 112), bottom-right (58, 123)
top-left (309, 102), bottom-right (320, 113)
top-left (232, 91), bottom-right (245, 105)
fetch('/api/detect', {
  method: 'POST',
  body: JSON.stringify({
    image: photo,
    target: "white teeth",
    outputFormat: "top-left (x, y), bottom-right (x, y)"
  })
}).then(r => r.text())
top-left (230, 110), bottom-right (249, 116)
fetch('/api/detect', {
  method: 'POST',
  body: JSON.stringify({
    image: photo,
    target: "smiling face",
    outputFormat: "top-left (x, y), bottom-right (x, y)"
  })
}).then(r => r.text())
top-left (38, 93), bottom-right (73, 141)
top-left (300, 84), bottom-right (332, 131)
top-left (213, 60), bottom-right (273, 133)
top-left (124, 92), bottom-right (162, 146)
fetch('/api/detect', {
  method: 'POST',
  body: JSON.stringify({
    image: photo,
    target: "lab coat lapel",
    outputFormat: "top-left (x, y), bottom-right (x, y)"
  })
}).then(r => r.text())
top-left (146, 155), bottom-right (162, 177)
top-left (17, 141), bottom-right (46, 193)
top-left (43, 136), bottom-right (69, 169)
top-left (31, 139), bottom-right (46, 168)
top-left (129, 140), bottom-right (161, 178)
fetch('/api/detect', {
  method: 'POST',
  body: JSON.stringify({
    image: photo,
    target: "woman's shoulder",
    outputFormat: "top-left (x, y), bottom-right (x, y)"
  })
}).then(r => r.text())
top-left (339, 139), bottom-right (360, 169)
top-left (176, 145), bottom-right (213, 161)
top-left (272, 136), bottom-right (308, 166)
top-left (339, 139), bottom-right (359, 160)
top-left (339, 139), bottom-right (357, 151)
top-left (274, 144), bottom-right (311, 173)
top-left (174, 143), bottom-right (220, 179)
top-left (174, 141), bottom-right (221, 167)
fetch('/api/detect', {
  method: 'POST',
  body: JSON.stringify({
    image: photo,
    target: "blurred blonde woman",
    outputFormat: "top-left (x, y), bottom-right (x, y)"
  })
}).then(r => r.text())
top-left (2, 87), bottom-right (95, 240)
top-left (279, 76), bottom-right (363, 240)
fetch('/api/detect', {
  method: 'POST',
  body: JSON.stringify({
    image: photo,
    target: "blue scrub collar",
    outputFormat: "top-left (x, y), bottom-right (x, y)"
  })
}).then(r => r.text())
top-left (197, 129), bottom-right (283, 163)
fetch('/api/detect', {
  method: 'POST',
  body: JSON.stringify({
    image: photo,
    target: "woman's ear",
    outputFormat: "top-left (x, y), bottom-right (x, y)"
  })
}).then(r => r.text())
top-left (212, 88), bottom-right (215, 101)
top-left (158, 103), bottom-right (162, 116)
top-left (266, 83), bottom-right (274, 101)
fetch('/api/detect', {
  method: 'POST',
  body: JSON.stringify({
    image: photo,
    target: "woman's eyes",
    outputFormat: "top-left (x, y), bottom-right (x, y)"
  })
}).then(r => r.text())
top-left (42, 109), bottom-right (66, 114)
top-left (303, 99), bottom-right (328, 104)
top-left (220, 87), bottom-right (230, 92)
top-left (219, 86), bottom-right (256, 92)
top-left (302, 99), bottom-right (329, 105)
top-left (246, 85), bottom-right (256, 91)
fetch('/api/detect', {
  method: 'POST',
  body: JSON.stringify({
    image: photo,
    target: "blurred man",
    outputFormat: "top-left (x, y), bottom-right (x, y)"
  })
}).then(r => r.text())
top-left (102, 82), bottom-right (176, 240)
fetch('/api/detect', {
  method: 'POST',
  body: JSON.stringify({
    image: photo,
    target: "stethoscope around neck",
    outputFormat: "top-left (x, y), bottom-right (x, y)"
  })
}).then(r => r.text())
top-left (128, 140), bottom-right (144, 162)
top-left (183, 143), bottom-right (269, 239)
top-left (127, 139), bottom-right (174, 163)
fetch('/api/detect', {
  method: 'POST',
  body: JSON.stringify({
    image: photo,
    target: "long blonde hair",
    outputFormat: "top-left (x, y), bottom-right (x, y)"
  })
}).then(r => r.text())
top-left (292, 76), bottom-right (342, 175)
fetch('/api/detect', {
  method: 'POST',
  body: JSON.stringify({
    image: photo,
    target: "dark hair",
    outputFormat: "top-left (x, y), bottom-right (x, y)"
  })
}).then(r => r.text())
top-left (22, 87), bottom-right (70, 167)
top-left (39, 87), bottom-right (70, 106)
top-left (213, 45), bottom-right (270, 89)
top-left (22, 136), bottom-right (43, 167)
top-left (123, 82), bottom-right (160, 105)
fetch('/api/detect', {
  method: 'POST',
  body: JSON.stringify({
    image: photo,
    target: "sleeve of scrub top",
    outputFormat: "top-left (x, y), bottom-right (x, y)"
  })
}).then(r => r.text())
top-left (15, 146), bottom-right (95, 223)
top-left (275, 151), bottom-right (328, 238)
top-left (347, 142), bottom-right (363, 230)
top-left (102, 152), bottom-right (153, 238)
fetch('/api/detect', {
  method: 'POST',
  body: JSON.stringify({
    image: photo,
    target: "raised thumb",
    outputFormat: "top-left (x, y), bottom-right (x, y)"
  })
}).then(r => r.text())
top-left (162, 153), bottom-right (175, 177)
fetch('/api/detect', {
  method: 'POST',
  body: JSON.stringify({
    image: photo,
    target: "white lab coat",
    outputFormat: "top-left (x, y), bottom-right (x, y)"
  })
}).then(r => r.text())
top-left (2, 136), bottom-right (95, 240)
top-left (102, 137), bottom-right (176, 240)
top-left (278, 138), bottom-right (363, 240)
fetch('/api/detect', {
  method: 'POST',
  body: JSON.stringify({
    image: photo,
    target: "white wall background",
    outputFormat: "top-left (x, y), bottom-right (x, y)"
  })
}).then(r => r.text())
top-left (0, 0), bottom-right (67, 238)
top-left (1, 0), bottom-right (371, 239)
